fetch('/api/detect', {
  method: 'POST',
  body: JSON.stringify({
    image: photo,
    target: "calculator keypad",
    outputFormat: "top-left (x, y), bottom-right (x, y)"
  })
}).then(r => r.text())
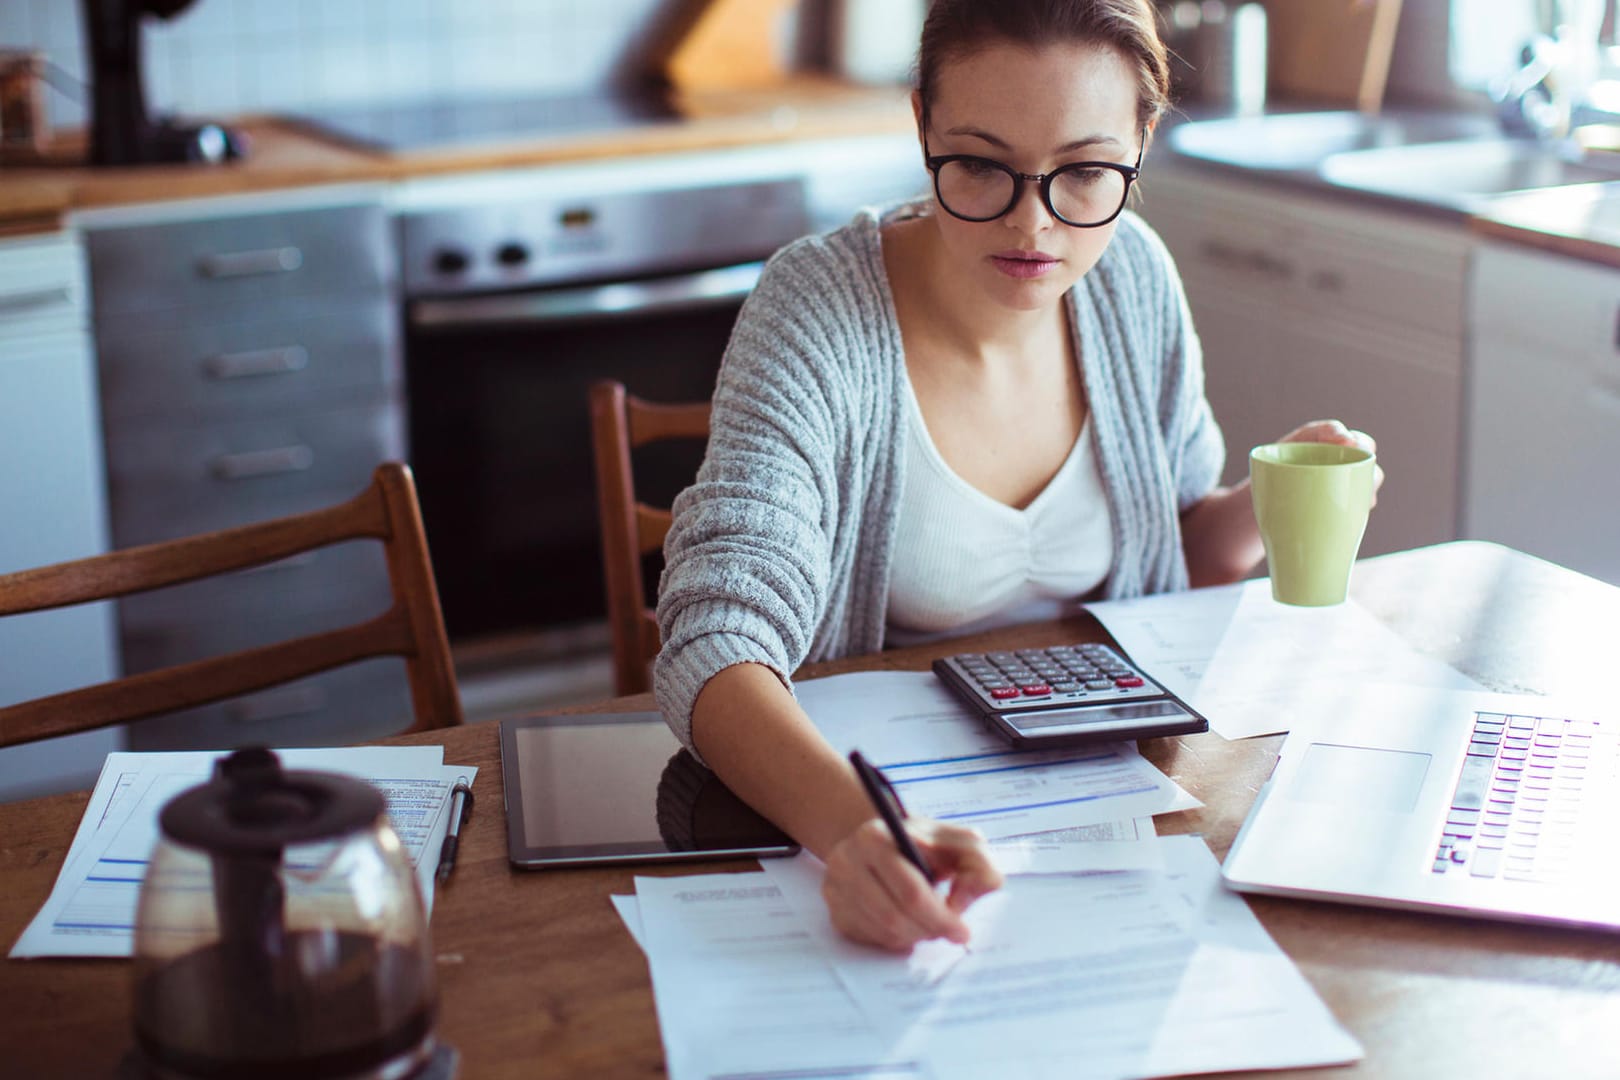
top-left (942, 644), bottom-right (1165, 712)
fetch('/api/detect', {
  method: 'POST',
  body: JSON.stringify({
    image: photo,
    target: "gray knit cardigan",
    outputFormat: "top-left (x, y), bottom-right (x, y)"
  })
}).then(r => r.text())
top-left (653, 203), bottom-right (1225, 748)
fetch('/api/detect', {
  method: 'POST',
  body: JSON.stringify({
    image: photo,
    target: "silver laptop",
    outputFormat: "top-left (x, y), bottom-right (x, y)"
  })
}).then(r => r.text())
top-left (1223, 685), bottom-right (1620, 931)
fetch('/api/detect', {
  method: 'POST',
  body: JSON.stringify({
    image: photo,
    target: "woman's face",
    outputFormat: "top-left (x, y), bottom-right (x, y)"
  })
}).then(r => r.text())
top-left (919, 40), bottom-right (1144, 312)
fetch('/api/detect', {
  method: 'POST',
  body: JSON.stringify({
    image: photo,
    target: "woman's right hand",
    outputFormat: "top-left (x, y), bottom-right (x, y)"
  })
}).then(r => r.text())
top-left (820, 816), bottom-right (1004, 952)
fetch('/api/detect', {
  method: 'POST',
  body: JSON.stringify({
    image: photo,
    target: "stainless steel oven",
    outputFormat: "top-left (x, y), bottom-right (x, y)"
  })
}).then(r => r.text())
top-left (396, 140), bottom-right (925, 650)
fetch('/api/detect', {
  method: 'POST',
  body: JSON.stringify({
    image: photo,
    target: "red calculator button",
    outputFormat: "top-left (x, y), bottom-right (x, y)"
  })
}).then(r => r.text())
top-left (1021, 684), bottom-right (1052, 696)
top-left (990, 687), bottom-right (1022, 700)
top-left (1114, 676), bottom-right (1145, 688)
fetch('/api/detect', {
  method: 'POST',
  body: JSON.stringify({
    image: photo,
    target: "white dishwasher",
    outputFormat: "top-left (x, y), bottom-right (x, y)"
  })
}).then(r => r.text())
top-left (0, 230), bottom-right (121, 801)
top-left (1463, 240), bottom-right (1620, 587)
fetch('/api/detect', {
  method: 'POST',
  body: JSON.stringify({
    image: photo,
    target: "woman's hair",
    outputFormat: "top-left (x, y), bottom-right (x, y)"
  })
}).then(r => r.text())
top-left (916, 0), bottom-right (1171, 129)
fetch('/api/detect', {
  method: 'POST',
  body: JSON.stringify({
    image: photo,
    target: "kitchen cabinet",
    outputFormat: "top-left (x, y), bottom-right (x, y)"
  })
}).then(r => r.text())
top-left (0, 230), bottom-right (121, 802)
top-left (79, 185), bottom-right (411, 750)
top-left (1138, 163), bottom-right (1473, 557)
top-left (1463, 242), bottom-right (1620, 587)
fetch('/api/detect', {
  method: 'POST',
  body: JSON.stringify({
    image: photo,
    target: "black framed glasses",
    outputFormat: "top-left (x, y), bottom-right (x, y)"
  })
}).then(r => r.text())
top-left (923, 125), bottom-right (1146, 228)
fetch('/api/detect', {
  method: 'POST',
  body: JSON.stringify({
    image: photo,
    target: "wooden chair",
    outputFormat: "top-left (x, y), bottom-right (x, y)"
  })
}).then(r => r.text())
top-left (0, 463), bottom-right (463, 749)
top-left (589, 380), bottom-right (711, 696)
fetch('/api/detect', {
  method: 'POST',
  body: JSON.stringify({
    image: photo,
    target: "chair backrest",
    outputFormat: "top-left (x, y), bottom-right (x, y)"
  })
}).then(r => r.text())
top-left (0, 463), bottom-right (464, 749)
top-left (589, 380), bottom-right (711, 696)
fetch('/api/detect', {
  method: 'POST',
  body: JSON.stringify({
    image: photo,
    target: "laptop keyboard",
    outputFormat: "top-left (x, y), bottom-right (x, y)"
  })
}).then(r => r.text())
top-left (1433, 711), bottom-right (1611, 883)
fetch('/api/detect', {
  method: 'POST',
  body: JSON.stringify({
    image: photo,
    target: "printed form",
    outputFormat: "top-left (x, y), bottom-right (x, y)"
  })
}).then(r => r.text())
top-left (628, 837), bottom-right (1362, 1080)
top-left (794, 671), bottom-right (1198, 838)
top-left (11, 747), bottom-right (475, 958)
top-left (1087, 579), bottom-right (1484, 739)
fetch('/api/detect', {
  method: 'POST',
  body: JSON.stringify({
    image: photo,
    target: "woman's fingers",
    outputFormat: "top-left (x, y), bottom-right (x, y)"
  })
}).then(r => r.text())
top-left (821, 817), bottom-right (1000, 952)
top-left (915, 822), bottom-right (1004, 913)
top-left (1279, 418), bottom-right (1377, 456)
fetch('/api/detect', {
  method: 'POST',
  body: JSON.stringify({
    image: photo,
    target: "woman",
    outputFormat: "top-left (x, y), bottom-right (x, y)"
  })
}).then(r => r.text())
top-left (654, 0), bottom-right (1377, 951)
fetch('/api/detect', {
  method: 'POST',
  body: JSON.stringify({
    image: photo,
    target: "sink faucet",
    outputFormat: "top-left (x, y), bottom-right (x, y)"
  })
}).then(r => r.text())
top-left (1494, 36), bottom-right (1566, 138)
top-left (1497, 0), bottom-right (1609, 139)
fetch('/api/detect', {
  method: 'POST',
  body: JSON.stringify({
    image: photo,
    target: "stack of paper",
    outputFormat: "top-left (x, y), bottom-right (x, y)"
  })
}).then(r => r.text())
top-left (1088, 579), bottom-right (1484, 739)
top-left (10, 747), bottom-right (477, 959)
top-left (795, 672), bottom-right (1200, 838)
top-left (620, 837), bottom-right (1362, 1080)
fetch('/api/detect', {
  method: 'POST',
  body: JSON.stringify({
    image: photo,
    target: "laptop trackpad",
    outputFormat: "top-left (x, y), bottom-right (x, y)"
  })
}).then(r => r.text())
top-left (1286, 743), bottom-right (1431, 814)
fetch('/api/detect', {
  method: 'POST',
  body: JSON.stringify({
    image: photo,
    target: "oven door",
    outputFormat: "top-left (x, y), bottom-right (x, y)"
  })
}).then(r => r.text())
top-left (405, 261), bottom-right (759, 644)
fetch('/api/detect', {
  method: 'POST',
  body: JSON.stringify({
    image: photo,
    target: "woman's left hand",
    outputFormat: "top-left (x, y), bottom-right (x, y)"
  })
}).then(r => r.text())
top-left (1277, 419), bottom-right (1385, 506)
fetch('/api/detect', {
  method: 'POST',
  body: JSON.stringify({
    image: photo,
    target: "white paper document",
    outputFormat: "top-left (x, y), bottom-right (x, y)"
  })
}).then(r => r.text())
top-left (794, 672), bottom-right (1199, 837)
top-left (1087, 579), bottom-right (1484, 739)
top-left (631, 837), bottom-right (1361, 1080)
top-left (635, 871), bottom-right (923, 1080)
top-left (11, 747), bottom-right (476, 959)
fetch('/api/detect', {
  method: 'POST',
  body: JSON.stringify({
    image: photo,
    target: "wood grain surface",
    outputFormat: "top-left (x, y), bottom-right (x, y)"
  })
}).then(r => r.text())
top-left (4, 542), bottom-right (1620, 1079)
top-left (0, 79), bottom-right (913, 229)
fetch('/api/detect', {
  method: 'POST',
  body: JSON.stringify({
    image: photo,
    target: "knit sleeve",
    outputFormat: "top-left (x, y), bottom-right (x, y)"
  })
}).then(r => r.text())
top-left (652, 235), bottom-right (859, 750)
top-left (1126, 214), bottom-right (1227, 510)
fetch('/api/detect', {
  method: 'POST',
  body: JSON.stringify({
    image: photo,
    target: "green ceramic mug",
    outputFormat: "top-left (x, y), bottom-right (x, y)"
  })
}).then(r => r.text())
top-left (1249, 442), bottom-right (1377, 606)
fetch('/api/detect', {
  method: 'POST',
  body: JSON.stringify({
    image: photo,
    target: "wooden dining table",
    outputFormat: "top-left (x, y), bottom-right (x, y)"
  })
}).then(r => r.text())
top-left (4, 540), bottom-right (1620, 1079)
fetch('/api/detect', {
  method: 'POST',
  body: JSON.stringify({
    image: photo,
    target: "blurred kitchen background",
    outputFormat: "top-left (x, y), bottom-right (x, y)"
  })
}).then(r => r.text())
top-left (3, 0), bottom-right (1619, 800)
top-left (0, 2), bottom-right (1553, 134)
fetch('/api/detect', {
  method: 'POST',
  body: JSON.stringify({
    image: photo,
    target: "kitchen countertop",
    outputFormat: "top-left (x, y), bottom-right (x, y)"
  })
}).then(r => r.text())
top-left (1153, 104), bottom-right (1620, 266)
top-left (0, 76), bottom-right (915, 230)
top-left (9, 85), bottom-right (1619, 270)
top-left (1469, 182), bottom-right (1620, 270)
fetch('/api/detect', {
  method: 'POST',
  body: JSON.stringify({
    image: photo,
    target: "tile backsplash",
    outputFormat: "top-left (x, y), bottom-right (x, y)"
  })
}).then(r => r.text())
top-left (3, 0), bottom-right (820, 134)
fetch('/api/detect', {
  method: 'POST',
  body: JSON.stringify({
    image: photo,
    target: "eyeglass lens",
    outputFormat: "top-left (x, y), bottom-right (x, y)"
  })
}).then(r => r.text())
top-left (935, 159), bottom-right (1129, 225)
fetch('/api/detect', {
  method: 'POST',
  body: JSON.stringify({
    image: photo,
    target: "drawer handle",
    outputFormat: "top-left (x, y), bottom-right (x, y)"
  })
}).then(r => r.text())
top-left (227, 685), bottom-right (327, 725)
top-left (203, 345), bottom-right (309, 380)
top-left (0, 285), bottom-right (71, 315)
top-left (210, 445), bottom-right (315, 481)
top-left (197, 246), bottom-right (304, 280)
top-left (1198, 240), bottom-right (1293, 280)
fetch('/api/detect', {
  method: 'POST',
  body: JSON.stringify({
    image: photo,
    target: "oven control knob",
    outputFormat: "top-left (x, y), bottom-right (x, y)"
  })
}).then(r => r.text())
top-left (433, 247), bottom-right (470, 275)
top-left (495, 242), bottom-right (530, 267)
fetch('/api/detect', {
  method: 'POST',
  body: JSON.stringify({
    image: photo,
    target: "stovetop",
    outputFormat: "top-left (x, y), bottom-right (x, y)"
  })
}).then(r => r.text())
top-left (291, 89), bottom-right (678, 152)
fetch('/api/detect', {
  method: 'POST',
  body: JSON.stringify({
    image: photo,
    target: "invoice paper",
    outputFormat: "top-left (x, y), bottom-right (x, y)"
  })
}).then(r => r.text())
top-left (634, 871), bottom-right (924, 1080)
top-left (11, 747), bottom-right (475, 959)
top-left (794, 671), bottom-right (1199, 837)
top-left (762, 837), bottom-right (1363, 1079)
top-left (1087, 579), bottom-right (1484, 739)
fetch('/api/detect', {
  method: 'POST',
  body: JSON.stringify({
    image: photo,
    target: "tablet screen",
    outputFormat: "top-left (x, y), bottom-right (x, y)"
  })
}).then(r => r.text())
top-left (499, 711), bottom-right (798, 868)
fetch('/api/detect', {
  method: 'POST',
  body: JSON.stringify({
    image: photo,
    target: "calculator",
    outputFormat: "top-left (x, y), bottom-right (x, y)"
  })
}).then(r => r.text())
top-left (931, 643), bottom-right (1208, 748)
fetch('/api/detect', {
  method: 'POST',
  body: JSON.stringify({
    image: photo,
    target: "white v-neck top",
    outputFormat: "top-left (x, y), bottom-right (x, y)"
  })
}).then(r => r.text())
top-left (885, 377), bottom-right (1115, 645)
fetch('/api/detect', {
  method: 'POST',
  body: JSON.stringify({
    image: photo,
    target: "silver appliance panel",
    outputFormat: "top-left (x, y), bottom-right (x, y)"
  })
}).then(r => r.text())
top-left (399, 178), bottom-right (811, 297)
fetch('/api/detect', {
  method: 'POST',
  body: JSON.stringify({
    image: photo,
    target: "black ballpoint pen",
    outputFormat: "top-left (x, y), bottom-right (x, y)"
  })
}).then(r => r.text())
top-left (435, 779), bottom-right (475, 884)
top-left (849, 750), bottom-right (935, 885)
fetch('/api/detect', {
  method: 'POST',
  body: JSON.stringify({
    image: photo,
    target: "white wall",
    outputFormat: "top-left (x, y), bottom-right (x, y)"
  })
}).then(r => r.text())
top-left (0, 0), bottom-right (827, 135)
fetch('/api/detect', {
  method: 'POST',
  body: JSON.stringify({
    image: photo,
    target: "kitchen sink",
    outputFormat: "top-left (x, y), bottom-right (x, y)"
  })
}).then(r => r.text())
top-left (1166, 109), bottom-right (1497, 171)
top-left (1317, 138), bottom-right (1620, 209)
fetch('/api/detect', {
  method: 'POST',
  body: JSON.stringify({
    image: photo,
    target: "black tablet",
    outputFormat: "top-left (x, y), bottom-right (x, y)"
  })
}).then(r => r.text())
top-left (498, 710), bottom-right (799, 869)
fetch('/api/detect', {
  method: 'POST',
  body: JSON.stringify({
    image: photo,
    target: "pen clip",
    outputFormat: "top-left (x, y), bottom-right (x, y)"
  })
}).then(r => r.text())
top-left (450, 779), bottom-right (474, 826)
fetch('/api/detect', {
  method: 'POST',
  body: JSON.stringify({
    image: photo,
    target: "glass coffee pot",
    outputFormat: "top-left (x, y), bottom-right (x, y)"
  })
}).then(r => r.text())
top-left (131, 748), bottom-right (438, 1079)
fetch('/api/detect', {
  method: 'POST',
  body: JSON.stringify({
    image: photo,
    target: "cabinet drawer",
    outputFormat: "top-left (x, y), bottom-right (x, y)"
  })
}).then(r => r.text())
top-left (97, 301), bottom-right (401, 422)
top-left (1285, 208), bottom-right (1468, 339)
top-left (87, 203), bottom-right (393, 318)
top-left (124, 658), bottom-right (415, 752)
top-left (104, 403), bottom-right (404, 545)
top-left (117, 538), bottom-right (393, 645)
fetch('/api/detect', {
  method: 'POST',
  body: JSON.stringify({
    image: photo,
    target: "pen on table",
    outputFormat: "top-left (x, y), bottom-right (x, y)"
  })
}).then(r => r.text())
top-left (848, 750), bottom-right (935, 885)
top-left (435, 778), bottom-right (475, 884)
